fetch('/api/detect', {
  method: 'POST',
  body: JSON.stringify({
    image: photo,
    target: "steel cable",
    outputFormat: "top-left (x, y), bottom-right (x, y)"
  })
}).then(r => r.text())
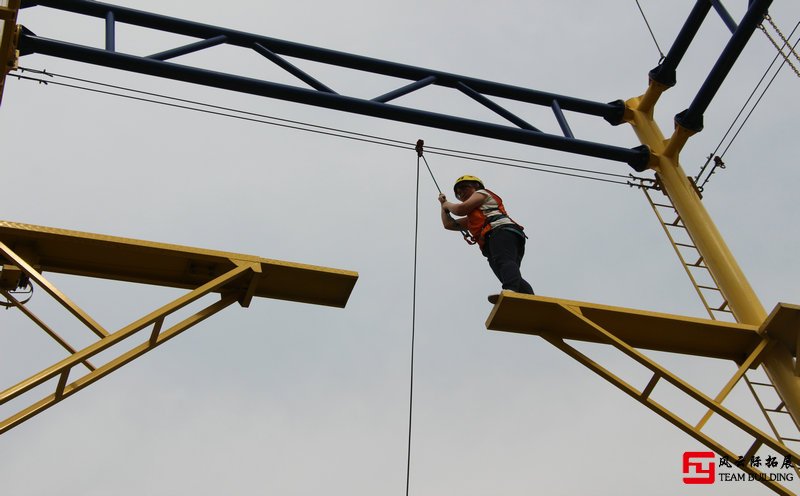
top-left (11, 67), bottom-right (648, 187)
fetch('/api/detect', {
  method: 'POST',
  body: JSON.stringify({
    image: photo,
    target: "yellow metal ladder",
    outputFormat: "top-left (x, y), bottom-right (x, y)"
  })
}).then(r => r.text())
top-left (643, 182), bottom-right (800, 473)
top-left (643, 182), bottom-right (734, 321)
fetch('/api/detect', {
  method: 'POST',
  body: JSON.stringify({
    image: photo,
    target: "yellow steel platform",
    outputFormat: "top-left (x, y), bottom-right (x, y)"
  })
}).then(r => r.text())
top-left (0, 221), bottom-right (358, 307)
top-left (486, 292), bottom-right (800, 363)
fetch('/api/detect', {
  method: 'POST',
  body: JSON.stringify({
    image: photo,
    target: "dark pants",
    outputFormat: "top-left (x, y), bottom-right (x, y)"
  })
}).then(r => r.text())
top-left (483, 228), bottom-right (534, 294)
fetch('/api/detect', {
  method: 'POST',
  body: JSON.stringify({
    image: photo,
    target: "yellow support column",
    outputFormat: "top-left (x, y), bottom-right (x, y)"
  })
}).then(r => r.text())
top-left (624, 81), bottom-right (800, 427)
top-left (0, 0), bottom-right (21, 106)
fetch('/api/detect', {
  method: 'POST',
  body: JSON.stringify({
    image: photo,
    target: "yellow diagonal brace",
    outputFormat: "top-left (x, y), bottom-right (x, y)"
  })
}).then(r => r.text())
top-left (0, 293), bottom-right (238, 435)
top-left (695, 337), bottom-right (774, 431)
top-left (0, 289), bottom-right (95, 371)
top-left (0, 240), bottom-right (109, 338)
top-left (0, 263), bottom-right (251, 407)
top-left (557, 303), bottom-right (800, 464)
top-left (541, 333), bottom-right (796, 496)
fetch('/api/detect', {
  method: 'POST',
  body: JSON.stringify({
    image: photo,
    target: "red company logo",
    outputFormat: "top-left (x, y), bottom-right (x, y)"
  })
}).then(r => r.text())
top-left (683, 451), bottom-right (716, 484)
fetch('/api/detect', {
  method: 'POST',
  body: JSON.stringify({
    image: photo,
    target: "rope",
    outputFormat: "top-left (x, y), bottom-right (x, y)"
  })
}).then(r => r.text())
top-left (405, 152), bottom-right (422, 496)
top-left (417, 141), bottom-right (478, 245)
top-left (10, 67), bottom-right (649, 188)
top-left (634, 0), bottom-right (666, 62)
top-left (416, 139), bottom-right (443, 194)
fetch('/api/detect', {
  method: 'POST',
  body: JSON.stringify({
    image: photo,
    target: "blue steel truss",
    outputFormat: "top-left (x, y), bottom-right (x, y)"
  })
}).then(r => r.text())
top-left (15, 0), bottom-right (772, 172)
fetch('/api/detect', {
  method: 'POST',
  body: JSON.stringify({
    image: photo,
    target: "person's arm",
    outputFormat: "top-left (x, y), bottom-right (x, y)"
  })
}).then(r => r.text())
top-left (438, 194), bottom-right (467, 231)
top-left (441, 207), bottom-right (466, 231)
top-left (441, 190), bottom-right (487, 216)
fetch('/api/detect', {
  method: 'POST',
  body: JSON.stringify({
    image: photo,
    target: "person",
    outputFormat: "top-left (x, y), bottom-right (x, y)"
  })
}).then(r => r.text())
top-left (438, 175), bottom-right (534, 299)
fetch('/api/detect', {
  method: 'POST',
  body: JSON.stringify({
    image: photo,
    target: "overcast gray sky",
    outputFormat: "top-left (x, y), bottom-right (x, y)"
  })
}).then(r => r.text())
top-left (2, 1), bottom-right (800, 495)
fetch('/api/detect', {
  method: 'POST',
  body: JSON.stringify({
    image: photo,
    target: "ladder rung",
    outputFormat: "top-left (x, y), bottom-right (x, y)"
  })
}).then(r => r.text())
top-left (697, 285), bottom-right (722, 291)
top-left (653, 202), bottom-right (674, 208)
top-left (780, 437), bottom-right (800, 443)
top-left (765, 401), bottom-right (788, 414)
top-left (750, 381), bottom-right (776, 387)
top-left (675, 242), bottom-right (697, 248)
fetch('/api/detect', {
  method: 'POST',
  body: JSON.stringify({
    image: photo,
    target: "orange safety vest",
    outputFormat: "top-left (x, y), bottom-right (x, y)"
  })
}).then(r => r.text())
top-left (466, 189), bottom-right (524, 249)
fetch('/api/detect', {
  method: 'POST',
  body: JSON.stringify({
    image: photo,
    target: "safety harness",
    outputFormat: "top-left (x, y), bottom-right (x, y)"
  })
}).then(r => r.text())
top-left (466, 189), bottom-right (526, 250)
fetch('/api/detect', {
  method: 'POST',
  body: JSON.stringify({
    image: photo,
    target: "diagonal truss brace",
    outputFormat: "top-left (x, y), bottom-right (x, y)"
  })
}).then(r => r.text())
top-left (0, 241), bottom-right (259, 435)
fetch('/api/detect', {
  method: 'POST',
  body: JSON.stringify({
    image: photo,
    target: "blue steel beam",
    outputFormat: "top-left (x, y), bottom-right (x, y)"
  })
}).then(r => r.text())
top-left (16, 0), bottom-right (652, 170)
top-left (19, 0), bottom-right (624, 119)
top-left (649, 0), bottom-right (713, 88)
top-left (676, 0), bottom-right (772, 131)
top-left (18, 31), bottom-right (650, 170)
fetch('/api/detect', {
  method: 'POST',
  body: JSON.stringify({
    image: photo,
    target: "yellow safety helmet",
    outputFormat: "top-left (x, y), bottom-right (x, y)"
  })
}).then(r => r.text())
top-left (453, 175), bottom-right (484, 194)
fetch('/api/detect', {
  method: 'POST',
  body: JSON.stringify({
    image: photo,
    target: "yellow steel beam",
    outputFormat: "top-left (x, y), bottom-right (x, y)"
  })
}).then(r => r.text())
top-left (486, 291), bottom-right (764, 362)
top-left (0, 0), bottom-right (20, 107)
top-left (0, 221), bottom-right (358, 308)
top-left (487, 291), bottom-right (800, 363)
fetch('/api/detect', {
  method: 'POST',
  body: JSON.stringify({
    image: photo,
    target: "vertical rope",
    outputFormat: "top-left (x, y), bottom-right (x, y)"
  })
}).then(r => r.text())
top-left (405, 155), bottom-right (421, 496)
